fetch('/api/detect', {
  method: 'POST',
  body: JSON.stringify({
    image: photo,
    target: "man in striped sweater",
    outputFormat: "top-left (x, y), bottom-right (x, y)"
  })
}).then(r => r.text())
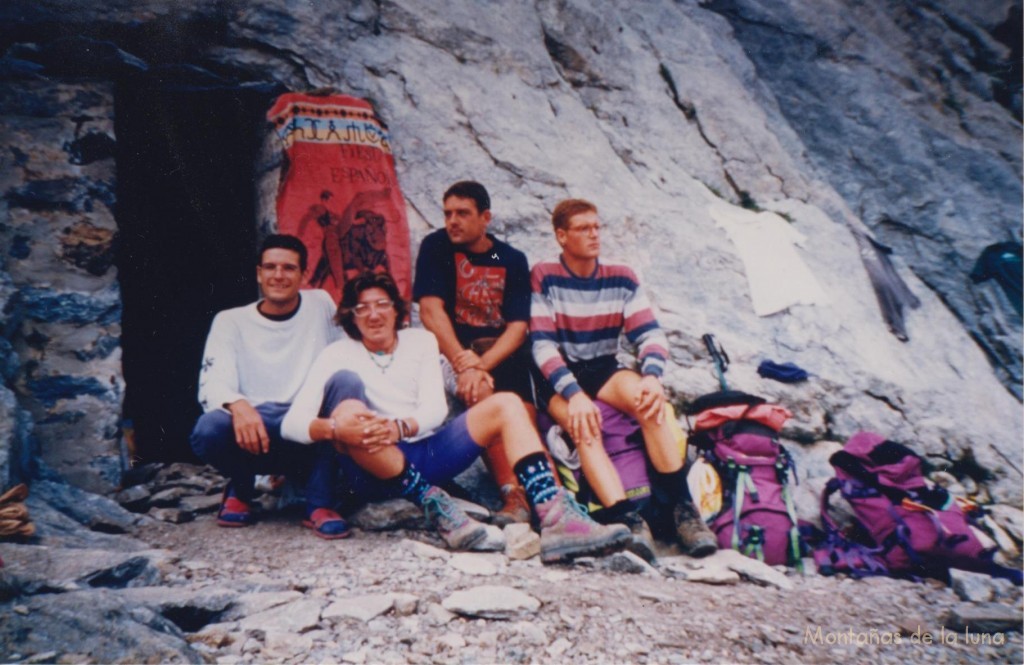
top-left (530, 198), bottom-right (717, 557)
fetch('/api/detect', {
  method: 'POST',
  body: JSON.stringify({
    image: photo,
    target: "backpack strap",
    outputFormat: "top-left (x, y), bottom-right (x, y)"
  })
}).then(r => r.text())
top-left (776, 454), bottom-right (804, 572)
top-left (819, 477), bottom-right (845, 535)
top-left (886, 505), bottom-right (927, 568)
top-left (885, 500), bottom-right (966, 574)
top-left (740, 525), bottom-right (765, 562)
top-left (829, 450), bottom-right (912, 505)
top-left (820, 478), bottom-right (883, 541)
top-left (777, 447), bottom-right (798, 486)
top-left (731, 466), bottom-right (756, 552)
top-left (814, 483), bottom-right (891, 577)
top-left (823, 531), bottom-right (890, 578)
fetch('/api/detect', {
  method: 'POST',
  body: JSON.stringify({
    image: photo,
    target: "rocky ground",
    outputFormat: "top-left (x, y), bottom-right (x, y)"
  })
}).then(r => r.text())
top-left (1, 466), bottom-right (1021, 664)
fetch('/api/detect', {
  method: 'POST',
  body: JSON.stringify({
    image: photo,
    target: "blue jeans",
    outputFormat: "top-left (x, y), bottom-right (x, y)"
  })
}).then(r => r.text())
top-left (190, 402), bottom-right (336, 509)
top-left (322, 370), bottom-right (483, 501)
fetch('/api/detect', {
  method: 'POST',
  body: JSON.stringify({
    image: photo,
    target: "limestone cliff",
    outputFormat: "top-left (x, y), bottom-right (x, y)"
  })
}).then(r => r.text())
top-left (0, 0), bottom-right (1020, 507)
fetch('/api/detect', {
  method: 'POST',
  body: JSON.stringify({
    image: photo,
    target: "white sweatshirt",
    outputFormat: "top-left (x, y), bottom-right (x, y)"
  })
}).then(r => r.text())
top-left (197, 289), bottom-right (342, 412)
top-left (281, 328), bottom-right (448, 444)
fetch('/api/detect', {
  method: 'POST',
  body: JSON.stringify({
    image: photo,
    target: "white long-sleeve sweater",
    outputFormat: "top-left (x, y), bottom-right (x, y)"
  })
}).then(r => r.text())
top-left (281, 328), bottom-right (449, 444)
top-left (197, 289), bottom-right (341, 412)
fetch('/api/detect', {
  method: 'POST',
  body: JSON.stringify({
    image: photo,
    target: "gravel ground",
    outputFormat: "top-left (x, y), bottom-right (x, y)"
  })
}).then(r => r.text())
top-left (142, 509), bottom-right (1024, 665)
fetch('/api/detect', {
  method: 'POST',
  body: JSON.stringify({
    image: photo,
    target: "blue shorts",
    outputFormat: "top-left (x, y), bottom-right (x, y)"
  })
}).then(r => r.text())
top-left (337, 411), bottom-right (482, 501)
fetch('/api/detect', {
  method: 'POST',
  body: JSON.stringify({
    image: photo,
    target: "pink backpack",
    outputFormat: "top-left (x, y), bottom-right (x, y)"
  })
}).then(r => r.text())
top-left (818, 432), bottom-right (1018, 583)
top-left (687, 391), bottom-right (804, 568)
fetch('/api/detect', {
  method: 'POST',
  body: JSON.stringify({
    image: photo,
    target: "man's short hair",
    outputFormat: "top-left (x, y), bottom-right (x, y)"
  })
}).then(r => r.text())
top-left (443, 181), bottom-right (490, 214)
top-left (334, 271), bottom-right (408, 340)
top-left (260, 234), bottom-right (308, 272)
top-left (552, 198), bottom-right (597, 231)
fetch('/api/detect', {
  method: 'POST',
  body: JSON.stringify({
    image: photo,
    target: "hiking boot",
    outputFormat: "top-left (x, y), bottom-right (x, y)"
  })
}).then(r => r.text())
top-left (674, 500), bottom-right (717, 557)
top-left (535, 489), bottom-right (631, 564)
top-left (621, 509), bottom-right (658, 563)
top-left (422, 486), bottom-right (489, 551)
top-left (492, 485), bottom-right (531, 527)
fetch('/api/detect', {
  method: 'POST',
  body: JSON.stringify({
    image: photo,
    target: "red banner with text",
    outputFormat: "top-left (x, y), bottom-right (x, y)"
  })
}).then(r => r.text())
top-left (267, 93), bottom-right (411, 303)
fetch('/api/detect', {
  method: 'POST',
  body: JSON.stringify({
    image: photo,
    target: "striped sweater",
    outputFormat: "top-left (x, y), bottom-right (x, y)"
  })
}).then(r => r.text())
top-left (530, 257), bottom-right (669, 399)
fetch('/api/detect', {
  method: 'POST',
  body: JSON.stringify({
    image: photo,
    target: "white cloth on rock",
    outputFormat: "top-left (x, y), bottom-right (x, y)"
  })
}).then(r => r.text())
top-left (710, 202), bottom-right (830, 316)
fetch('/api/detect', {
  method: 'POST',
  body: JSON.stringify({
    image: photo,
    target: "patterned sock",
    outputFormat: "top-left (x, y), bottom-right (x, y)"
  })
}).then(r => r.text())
top-left (513, 452), bottom-right (560, 507)
top-left (393, 461), bottom-right (432, 507)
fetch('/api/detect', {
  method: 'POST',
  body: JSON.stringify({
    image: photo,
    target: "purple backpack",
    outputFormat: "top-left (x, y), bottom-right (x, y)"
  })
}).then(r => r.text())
top-left (819, 432), bottom-right (1000, 578)
top-left (687, 392), bottom-right (803, 568)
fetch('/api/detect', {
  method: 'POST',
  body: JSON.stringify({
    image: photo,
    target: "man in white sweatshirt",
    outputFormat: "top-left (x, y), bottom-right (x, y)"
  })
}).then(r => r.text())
top-left (190, 234), bottom-right (348, 538)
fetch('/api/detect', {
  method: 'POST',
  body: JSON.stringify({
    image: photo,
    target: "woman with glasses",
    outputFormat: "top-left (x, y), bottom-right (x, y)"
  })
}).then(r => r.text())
top-left (281, 271), bottom-right (629, 561)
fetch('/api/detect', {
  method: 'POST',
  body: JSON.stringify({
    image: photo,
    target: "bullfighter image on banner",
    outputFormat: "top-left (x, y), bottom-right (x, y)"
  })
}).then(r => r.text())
top-left (267, 92), bottom-right (412, 303)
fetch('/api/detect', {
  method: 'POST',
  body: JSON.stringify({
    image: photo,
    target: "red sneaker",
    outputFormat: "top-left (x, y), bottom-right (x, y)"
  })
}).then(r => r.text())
top-left (302, 508), bottom-right (352, 540)
top-left (216, 486), bottom-right (255, 528)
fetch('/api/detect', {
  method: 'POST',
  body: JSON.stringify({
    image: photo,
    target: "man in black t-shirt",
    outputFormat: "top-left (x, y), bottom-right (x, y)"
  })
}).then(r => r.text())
top-left (413, 181), bottom-right (534, 524)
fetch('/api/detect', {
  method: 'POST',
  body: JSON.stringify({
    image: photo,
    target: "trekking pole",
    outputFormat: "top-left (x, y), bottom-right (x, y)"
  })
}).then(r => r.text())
top-left (702, 333), bottom-right (730, 391)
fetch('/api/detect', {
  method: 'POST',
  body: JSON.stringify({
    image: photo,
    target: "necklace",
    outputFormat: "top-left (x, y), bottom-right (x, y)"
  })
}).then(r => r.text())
top-left (366, 340), bottom-right (398, 373)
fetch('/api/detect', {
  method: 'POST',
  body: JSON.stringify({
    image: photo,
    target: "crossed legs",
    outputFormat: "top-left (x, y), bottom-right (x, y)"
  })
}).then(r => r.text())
top-left (333, 389), bottom-right (544, 478)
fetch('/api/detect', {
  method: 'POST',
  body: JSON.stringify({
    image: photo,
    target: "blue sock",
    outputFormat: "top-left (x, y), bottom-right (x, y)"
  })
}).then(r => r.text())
top-left (393, 461), bottom-right (432, 506)
top-left (513, 452), bottom-right (559, 507)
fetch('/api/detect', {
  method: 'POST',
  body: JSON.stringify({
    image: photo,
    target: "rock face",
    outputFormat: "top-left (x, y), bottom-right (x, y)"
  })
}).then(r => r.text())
top-left (0, 0), bottom-right (1020, 507)
top-left (705, 0), bottom-right (1023, 398)
top-left (0, 78), bottom-right (123, 493)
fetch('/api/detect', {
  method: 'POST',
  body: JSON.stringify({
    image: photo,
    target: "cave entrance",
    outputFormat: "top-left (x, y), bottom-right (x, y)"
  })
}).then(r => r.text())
top-left (115, 69), bottom-right (282, 463)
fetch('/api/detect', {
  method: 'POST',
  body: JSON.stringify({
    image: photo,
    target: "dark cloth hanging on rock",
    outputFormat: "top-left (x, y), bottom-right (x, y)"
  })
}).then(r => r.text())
top-left (970, 242), bottom-right (1023, 317)
top-left (854, 231), bottom-right (921, 341)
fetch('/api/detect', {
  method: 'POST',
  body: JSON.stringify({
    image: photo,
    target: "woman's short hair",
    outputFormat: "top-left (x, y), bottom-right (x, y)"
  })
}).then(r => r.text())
top-left (334, 271), bottom-right (408, 340)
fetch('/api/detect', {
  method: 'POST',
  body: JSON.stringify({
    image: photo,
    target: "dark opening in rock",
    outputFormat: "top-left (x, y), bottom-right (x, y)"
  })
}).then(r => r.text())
top-left (160, 605), bottom-right (226, 633)
top-left (114, 67), bottom-right (281, 462)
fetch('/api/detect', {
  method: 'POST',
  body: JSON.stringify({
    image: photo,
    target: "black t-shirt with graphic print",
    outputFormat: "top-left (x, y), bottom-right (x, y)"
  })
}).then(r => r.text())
top-left (413, 229), bottom-right (531, 345)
